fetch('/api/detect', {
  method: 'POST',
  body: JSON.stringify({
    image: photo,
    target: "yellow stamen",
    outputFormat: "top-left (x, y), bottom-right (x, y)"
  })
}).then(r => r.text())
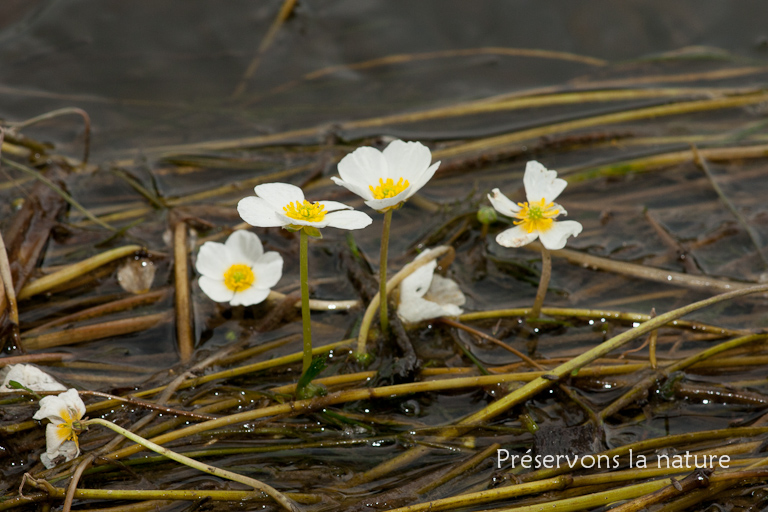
top-left (223, 264), bottom-right (255, 292)
top-left (369, 177), bottom-right (410, 200)
top-left (282, 200), bottom-right (327, 223)
top-left (513, 198), bottom-right (560, 233)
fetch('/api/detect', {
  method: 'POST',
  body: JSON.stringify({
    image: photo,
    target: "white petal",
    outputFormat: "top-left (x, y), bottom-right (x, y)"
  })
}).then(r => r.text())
top-left (496, 225), bottom-right (540, 248)
top-left (382, 140), bottom-right (432, 183)
top-left (198, 276), bottom-right (235, 303)
top-left (424, 274), bottom-right (466, 308)
top-left (35, 389), bottom-right (85, 422)
top-left (43, 423), bottom-right (65, 464)
top-left (330, 176), bottom-right (373, 201)
top-left (252, 251), bottom-right (283, 289)
top-left (323, 210), bottom-right (373, 230)
top-left (60, 388), bottom-right (86, 419)
top-left (57, 440), bottom-right (80, 462)
top-left (195, 241), bottom-right (233, 278)
top-left (34, 395), bottom-right (67, 422)
top-left (337, 146), bottom-right (389, 185)
top-left (253, 183), bottom-right (304, 211)
top-left (317, 200), bottom-right (353, 213)
top-left (0, 364), bottom-right (65, 392)
top-left (237, 196), bottom-right (286, 228)
top-left (230, 286), bottom-right (270, 306)
top-left (537, 220), bottom-right (583, 250)
top-left (524, 161), bottom-right (567, 204)
top-left (398, 297), bottom-right (451, 324)
top-left (552, 202), bottom-right (567, 217)
top-left (225, 230), bottom-right (263, 264)
top-left (40, 452), bottom-right (56, 469)
top-left (406, 161), bottom-right (440, 199)
top-left (400, 260), bottom-right (437, 300)
top-left (488, 188), bottom-right (521, 217)
top-left (42, 426), bottom-right (79, 468)
top-left (363, 192), bottom-right (409, 211)
top-left (438, 303), bottom-right (463, 317)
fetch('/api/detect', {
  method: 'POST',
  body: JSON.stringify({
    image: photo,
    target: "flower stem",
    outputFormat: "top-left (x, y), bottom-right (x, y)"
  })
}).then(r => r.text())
top-left (379, 208), bottom-right (393, 333)
top-left (300, 228), bottom-right (312, 374)
top-left (528, 246), bottom-right (551, 320)
top-left (355, 246), bottom-right (452, 358)
top-left (85, 418), bottom-right (298, 512)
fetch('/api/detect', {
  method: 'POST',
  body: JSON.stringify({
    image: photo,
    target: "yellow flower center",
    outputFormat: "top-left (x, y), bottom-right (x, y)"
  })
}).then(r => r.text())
top-left (513, 198), bottom-right (560, 233)
top-left (283, 200), bottom-right (326, 223)
top-left (223, 264), bottom-right (255, 292)
top-left (369, 177), bottom-right (410, 200)
top-left (55, 407), bottom-right (82, 447)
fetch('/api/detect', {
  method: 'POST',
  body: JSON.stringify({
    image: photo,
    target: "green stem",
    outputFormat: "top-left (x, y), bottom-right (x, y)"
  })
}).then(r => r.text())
top-left (300, 229), bottom-right (312, 374)
top-left (379, 209), bottom-right (393, 333)
top-left (85, 418), bottom-right (298, 512)
top-left (528, 246), bottom-right (551, 320)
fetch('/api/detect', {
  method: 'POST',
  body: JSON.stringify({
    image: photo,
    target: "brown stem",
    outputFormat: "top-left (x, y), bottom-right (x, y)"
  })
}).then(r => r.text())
top-left (173, 221), bottom-right (194, 361)
top-left (528, 246), bottom-right (551, 320)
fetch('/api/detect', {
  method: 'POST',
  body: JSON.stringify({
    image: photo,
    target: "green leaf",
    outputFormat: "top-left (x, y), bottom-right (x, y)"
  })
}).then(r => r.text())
top-left (296, 356), bottom-right (327, 399)
top-left (7, 380), bottom-right (42, 400)
top-left (7, 380), bottom-right (28, 391)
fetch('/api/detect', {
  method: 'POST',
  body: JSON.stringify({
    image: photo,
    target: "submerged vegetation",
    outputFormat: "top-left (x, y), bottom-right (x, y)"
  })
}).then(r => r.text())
top-left (3, 20), bottom-right (768, 512)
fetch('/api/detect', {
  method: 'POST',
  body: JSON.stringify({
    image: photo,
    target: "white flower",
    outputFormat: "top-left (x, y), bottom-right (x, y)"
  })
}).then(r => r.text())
top-left (195, 230), bottom-right (284, 306)
top-left (332, 140), bottom-right (440, 211)
top-left (488, 161), bottom-right (583, 250)
top-left (397, 250), bottom-right (466, 324)
top-left (33, 388), bottom-right (86, 468)
top-left (0, 364), bottom-right (66, 392)
top-left (237, 182), bottom-right (372, 230)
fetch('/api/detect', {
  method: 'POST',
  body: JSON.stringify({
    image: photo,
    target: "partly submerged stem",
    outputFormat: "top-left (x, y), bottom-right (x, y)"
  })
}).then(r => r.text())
top-left (85, 418), bottom-right (298, 512)
top-left (355, 246), bottom-right (452, 357)
top-left (300, 228), bottom-right (312, 374)
top-left (379, 209), bottom-right (393, 333)
top-left (529, 246), bottom-right (551, 320)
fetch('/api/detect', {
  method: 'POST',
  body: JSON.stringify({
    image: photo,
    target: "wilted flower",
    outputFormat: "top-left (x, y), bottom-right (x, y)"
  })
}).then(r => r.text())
top-left (117, 257), bottom-right (156, 294)
top-left (397, 250), bottom-right (466, 324)
top-left (0, 364), bottom-right (66, 392)
top-left (195, 230), bottom-right (283, 307)
top-left (332, 140), bottom-right (440, 212)
top-left (488, 161), bottom-right (582, 250)
top-left (33, 388), bottom-right (86, 468)
top-left (237, 182), bottom-right (372, 231)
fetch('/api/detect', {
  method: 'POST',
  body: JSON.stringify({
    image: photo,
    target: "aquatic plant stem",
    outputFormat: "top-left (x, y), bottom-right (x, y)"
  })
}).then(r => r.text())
top-left (346, 283), bottom-right (768, 487)
top-left (17, 245), bottom-right (142, 301)
top-left (379, 208), bottom-right (393, 333)
top-left (1, 157), bottom-right (113, 230)
top-left (85, 418), bottom-right (298, 512)
top-left (173, 222), bottom-right (194, 361)
top-left (300, 228), bottom-right (312, 374)
top-left (355, 246), bottom-right (451, 357)
top-left (528, 246), bottom-right (551, 320)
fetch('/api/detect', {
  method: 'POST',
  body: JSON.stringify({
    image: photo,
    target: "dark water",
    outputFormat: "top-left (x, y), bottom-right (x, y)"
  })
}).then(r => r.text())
top-left (2, 1), bottom-right (768, 156)
top-left (3, 2), bottom-right (768, 510)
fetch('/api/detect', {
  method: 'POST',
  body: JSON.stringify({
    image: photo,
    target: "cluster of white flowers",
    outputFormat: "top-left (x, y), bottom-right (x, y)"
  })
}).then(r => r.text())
top-left (21, 140), bottom-right (583, 467)
top-left (195, 142), bottom-right (580, 318)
